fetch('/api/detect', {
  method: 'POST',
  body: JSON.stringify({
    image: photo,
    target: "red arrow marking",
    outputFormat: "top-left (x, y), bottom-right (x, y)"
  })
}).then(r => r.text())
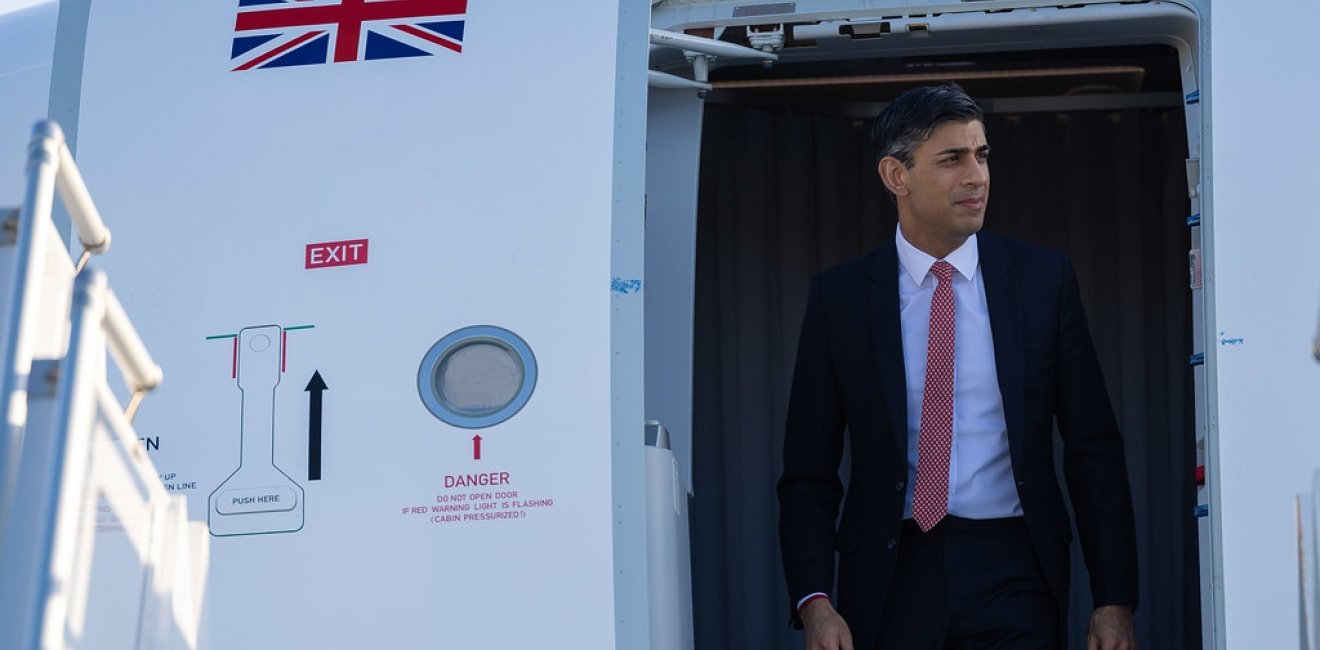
top-left (472, 435), bottom-right (482, 460)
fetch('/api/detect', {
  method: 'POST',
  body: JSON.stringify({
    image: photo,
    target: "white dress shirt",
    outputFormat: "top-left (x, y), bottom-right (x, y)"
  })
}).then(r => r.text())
top-left (895, 226), bottom-right (1022, 520)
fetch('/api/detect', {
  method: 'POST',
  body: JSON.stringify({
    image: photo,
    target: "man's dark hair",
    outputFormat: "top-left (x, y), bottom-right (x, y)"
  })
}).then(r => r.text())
top-left (871, 83), bottom-right (984, 170)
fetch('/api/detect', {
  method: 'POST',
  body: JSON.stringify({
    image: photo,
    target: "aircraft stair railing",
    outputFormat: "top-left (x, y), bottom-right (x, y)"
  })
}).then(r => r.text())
top-left (0, 120), bottom-right (208, 649)
top-left (0, 120), bottom-right (112, 528)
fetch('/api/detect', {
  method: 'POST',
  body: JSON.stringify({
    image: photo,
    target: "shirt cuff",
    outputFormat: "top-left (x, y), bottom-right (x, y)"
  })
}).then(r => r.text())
top-left (796, 592), bottom-right (830, 612)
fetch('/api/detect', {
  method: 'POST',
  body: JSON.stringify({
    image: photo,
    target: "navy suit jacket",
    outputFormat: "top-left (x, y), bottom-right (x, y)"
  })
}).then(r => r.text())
top-left (777, 231), bottom-right (1138, 647)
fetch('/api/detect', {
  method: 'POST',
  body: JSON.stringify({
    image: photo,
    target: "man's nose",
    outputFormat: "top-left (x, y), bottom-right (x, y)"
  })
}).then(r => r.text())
top-left (962, 159), bottom-right (988, 187)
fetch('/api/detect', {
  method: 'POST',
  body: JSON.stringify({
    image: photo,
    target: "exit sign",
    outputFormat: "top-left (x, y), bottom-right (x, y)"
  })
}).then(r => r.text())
top-left (305, 238), bottom-right (369, 269)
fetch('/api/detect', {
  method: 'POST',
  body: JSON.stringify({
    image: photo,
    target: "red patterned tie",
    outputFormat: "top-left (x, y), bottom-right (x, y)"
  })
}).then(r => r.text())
top-left (913, 261), bottom-right (955, 532)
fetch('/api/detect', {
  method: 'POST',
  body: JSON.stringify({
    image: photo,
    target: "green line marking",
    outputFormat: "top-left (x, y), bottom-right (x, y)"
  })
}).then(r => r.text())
top-left (207, 322), bottom-right (315, 338)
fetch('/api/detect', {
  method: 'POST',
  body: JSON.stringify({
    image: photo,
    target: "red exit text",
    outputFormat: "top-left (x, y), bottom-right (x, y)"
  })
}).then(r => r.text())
top-left (305, 238), bottom-right (369, 269)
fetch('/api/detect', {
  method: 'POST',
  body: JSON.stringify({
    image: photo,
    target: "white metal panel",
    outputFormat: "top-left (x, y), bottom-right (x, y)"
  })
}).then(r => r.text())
top-left (58, 1), bottom-right (637, 647)
top-left (1207, 1), bottom-right (1320, 647)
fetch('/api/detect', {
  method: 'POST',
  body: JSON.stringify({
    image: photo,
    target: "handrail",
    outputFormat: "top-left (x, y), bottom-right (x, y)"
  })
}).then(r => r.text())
top-left (104, 289), bottom-right (162, 392)
top-left (103, 286), bottom-right (163, 419)
top-left (30, 121), bottom-right (111, 263)
top-left (29, 121), bottom-right (151, 399)
top-left (0, 119), bottom-right (129, 537)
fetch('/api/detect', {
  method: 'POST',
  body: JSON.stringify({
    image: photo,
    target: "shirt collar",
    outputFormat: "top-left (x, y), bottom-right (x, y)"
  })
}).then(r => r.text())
top-left (894, 225), bottom-right (979, 286)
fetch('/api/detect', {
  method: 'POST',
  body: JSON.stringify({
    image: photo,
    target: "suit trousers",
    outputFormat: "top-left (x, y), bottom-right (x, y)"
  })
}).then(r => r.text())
top-left (873, 516), bottom-right (1061, 650)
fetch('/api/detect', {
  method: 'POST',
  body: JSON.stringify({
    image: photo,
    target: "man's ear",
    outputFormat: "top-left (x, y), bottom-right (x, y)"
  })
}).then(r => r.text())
top-left (878, 157), bottom-right (909, 197)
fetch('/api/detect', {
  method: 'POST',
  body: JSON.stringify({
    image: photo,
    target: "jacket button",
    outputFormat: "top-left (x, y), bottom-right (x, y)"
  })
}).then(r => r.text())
top-left (886, 539), bottom-right (897, 550)
top-left (894, 481), bottom-right (905, 492)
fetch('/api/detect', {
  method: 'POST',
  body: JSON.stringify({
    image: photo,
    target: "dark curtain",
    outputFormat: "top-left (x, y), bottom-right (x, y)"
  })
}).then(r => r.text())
top-left (690, 105), bottom-right (1199, 649)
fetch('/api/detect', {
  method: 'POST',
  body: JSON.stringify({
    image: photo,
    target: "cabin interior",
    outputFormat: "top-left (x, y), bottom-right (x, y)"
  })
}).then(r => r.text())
top-left (645, 3), bottom-right (1205, 648)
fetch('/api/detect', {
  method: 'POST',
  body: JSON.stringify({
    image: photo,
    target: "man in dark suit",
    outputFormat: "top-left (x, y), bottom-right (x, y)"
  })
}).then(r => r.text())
top-left (778, 84), bottom-right (1138, 649)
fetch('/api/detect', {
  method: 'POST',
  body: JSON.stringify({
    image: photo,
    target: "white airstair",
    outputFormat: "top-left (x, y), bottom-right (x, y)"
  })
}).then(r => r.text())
top-left (0, 121), bottom-right (207, 650)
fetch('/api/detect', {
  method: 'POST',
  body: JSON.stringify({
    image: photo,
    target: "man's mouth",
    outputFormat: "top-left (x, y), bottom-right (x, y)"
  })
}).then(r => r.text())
top-left (955, 197), bottom-right (985, 210)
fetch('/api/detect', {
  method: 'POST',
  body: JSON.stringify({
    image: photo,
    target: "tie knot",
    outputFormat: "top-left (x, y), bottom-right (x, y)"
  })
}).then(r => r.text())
top-left (931, 260), bottom-right (955, 284)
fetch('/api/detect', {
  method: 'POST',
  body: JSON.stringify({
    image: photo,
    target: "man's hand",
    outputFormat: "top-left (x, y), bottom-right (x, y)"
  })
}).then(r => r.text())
top-left (1087, 605), bottom-right (1136, 650)
top-left (801, 599), bottom-right (853, 650)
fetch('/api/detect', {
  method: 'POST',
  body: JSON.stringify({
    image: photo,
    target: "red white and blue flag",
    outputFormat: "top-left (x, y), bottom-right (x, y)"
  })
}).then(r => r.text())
top-left (231, 0), bottom-right (466, 71)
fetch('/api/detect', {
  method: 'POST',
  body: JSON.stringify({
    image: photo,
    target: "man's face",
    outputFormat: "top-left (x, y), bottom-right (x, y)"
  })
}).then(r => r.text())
top-left (886, 120), bottom-right (990, 250)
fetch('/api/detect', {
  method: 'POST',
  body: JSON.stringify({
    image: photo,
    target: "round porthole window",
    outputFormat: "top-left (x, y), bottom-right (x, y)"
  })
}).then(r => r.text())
top-left (417, 326), bottom-right (537, 429)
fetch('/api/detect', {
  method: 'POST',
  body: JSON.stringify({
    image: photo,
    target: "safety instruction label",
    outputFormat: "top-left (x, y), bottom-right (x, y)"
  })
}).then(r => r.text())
top-left (399, 470), bottom-right (557, 524)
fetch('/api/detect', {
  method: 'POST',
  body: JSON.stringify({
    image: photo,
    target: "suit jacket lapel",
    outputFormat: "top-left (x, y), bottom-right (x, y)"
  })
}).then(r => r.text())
top-left (867, 243), bottom-right (909, 463)
top-left (978, 233), bottom-right (1026, 467)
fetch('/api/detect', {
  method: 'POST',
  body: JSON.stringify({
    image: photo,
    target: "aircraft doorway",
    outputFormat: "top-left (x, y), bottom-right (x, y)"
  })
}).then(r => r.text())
top-left (686, 43), bottom-right (1199, 649)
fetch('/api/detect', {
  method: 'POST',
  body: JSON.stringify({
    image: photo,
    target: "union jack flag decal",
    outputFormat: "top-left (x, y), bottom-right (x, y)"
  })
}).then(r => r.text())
top-left (231, 0), bottom-right (466, 71)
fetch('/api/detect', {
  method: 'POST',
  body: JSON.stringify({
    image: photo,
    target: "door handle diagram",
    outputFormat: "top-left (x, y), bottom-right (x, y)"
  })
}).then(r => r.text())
top-left (208, 325), bottom-right (305, 536)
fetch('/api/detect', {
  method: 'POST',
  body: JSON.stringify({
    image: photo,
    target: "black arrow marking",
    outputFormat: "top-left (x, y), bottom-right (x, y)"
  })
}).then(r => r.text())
top-left (305, 371), bottom-right (327, 481)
